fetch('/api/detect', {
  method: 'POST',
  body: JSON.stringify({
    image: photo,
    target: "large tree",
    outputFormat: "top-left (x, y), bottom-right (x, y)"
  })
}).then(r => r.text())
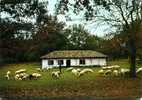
top-left (0, 0), bottom-right (48, 62)
top-left (31, 15), bottom-right (67, 60)
top-left (64, 24), bottom-right (90, 50)
top-left (56, 0), bottom-right (142, 77)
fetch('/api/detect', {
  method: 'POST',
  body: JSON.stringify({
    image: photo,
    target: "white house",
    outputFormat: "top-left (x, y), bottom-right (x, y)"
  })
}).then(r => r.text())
top-left (41, 50), bottom-right (107, 69)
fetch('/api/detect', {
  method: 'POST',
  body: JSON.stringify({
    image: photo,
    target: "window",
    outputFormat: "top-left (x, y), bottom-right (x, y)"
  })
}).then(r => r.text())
top-left (58, 60), bottom-right (64, 65)
top-left (48, 60), bottom-right (54, 65)
top-left (79, 59), bottom-right (85, 65)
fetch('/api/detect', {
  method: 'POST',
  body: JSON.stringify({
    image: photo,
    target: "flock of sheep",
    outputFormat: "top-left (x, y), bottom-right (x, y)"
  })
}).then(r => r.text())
top-left (49, 68), bottom-right (94, 78)
top-left (4, 65), bottom-right (142, 80)
top-left (98, 65), bottom-right (142, 76)
top-left (5, 69), bottom-right (42, 80)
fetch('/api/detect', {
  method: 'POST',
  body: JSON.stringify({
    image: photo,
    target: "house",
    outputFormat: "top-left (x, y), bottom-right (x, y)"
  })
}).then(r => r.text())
top-left (41, 50), bottom-right (107, 69)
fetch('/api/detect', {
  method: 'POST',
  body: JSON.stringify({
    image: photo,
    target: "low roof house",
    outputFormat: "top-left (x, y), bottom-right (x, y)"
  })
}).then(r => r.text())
top-left (41, 50), bottom-right (107, 68)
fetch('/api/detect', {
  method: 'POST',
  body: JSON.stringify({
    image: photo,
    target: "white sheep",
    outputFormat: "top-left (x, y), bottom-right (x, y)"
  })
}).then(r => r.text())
top-left (36, 68), bottom-right (42, 72)
top-left (104, 70), bottom-right (112, 75)
top-left (22, 74), bottom-right (29, 80)
top-left (102, 66), bottom-right (113, 70)
top-left (120, 68), bottom-right (130, 76)
top-left (18, 78), bottom-right (22, 80)
top-left (7, 71), bottom-right (11, 75)
top-left (76, 68), bottom-right (81, 72)
top-left (103, 65), bottom-right (120, 70)
top-left (5, 71), bottom-right (11, 80)
top-left (71, 69), bottom-right (80, 76)
top-left (112, 70), bottom-right (119, 76)
top-left (51, 71), bottom-right (61, 78)
top-left (113, 65), bottom-right (120, 68)
top-left (14, 73), bottom-right (29, 80)
top-left (5, 74), bottom-right (10, 80)
top-left (98, 69), bottom-right (105, 75)
top-left (136, 67), bottom-right (142, 74)
top-left (79, 68), bottom-right (94, 77)
top-left (102, 67), bottom-right (107, 70)
top-left (32, 73), bottom-right (42, 78)
top-left (14, 74), bottom-right (20, 80)
top-left (66, 67), bottom-right (74, 71)
top-left (19, 73), bottom-right (29, 80)
top-left (15, 69), bottom-right (26, 74)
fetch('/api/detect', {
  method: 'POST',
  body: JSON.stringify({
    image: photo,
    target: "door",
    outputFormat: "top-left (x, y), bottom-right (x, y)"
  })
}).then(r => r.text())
top-left (66, 60), bottom-right (71, 67)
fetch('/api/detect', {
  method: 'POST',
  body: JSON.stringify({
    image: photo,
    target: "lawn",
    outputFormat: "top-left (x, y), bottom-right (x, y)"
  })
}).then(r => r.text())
top-left (0, 59), bottom-right (142, 97)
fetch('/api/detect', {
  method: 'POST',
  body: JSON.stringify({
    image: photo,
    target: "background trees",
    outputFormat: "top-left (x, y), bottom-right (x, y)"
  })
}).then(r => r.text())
top-left (1, 0), bottom-right (141, 78)
top-left (0, 0), bottom-right (43, 62)
top-left (63, 24), bottom-right (90, 50)
top-left (56, 0), bottom-right (142, 77)
top-left (31, 15), bottom-right (67, 60)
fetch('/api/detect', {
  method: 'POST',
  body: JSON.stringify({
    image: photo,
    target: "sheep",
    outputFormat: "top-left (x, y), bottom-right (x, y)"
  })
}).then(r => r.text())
top-left (14, 74), bottom-right (20, 80)
top-left (36, 68), bottom-right (42, 72)
top-left (18, 78), bottom-right (22, 80)
top-left (15, 69), bottom-right (26, 74)
top-left (7, 71), bottom-right (11, 75)
top-left (136, 67), bottom-right (142, 74)
top-left (14, 73), bottom-right (29, 80)
top-left (5, 74), bottom-right (10, 80)
top-left (5, 71), bottom-right (11, 80)
top-left (102, 66), bottom-right (113, 70)
top-left (98, 69), bottom-right (105, 75)
top-left (28, 73), bottom-right (41, 80)
top-left (104, 70), bottom-right (112, 76)
top-left (22, 74), bottom-right (29, 80)
top-left (102, 67), bottom-right (107, 70)
top-left (79, 68), bottom-right (94, 77)
top-left (32, 73), bottom-right (42, 79)
top-left (19, 73), bottom-right (29, 80)
top-left (71, 69), bottom-right (80, 76)
top-left (120, 68), bottom-right (130, 76)
top-left (113, 65), bottom-right (120, 68)
top-left (76, 68), bottom-right (81, 72)
top-left (112, 70), bottom-right (119, 76)
top-left (102, 65), bottom-right (120, 70)
top-left (51, 71), bottom-right (61, 78)
top-left (66, 67), bottom-right (74, 71)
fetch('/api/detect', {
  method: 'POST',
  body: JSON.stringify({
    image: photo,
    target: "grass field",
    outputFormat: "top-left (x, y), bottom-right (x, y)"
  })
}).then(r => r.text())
top-left (0, 59), bottom-right (142, 97)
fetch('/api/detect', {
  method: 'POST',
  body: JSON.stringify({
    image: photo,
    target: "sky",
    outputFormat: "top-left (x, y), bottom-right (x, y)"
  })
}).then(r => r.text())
top-left (1, 0), bottom-right (110, 37)
top-left (47, 0), bottom-right (109, 37)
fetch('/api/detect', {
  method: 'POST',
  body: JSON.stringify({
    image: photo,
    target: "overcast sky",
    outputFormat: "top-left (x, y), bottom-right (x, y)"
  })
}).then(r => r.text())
top-left (1, 0), bottom-right (110, 37)
top-left (48, 0), bottom-right (110, 37)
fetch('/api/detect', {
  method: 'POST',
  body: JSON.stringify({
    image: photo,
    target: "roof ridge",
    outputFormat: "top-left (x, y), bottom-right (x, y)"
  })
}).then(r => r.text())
top-left (41, 50), bottom-right (107, 59)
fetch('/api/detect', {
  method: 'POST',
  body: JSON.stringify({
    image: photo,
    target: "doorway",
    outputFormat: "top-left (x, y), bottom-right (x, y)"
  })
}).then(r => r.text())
top-left (66, 60), bottom-right (71, 67)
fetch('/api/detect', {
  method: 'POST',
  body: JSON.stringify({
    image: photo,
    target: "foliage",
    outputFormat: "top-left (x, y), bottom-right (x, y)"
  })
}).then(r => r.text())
top-left (30, 15), bottom-right (67, 60)
top-left (0, 0), bottom-right (48, 63)
top-left (0, 0), bottom-right (68, 62)
top-left (56, 0), bottom-right (142, 77)
top-left (64, 24), bottom-right (90, 50)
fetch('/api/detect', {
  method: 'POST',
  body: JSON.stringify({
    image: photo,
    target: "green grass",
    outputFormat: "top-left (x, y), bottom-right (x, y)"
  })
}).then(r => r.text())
top-left (0, 59), bottom-right (142, 97)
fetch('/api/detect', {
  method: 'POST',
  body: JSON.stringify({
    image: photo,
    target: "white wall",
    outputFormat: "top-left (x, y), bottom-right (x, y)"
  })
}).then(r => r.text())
top-left (71, 59), bottom-right (78, 66)
top-left (42, 58), bottom-right (107, 68)
top-left (42, 59), bottom-right (48, 69)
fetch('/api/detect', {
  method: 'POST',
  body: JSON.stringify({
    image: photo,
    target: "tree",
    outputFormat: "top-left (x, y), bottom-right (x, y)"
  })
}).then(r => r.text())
top-left (31, 15), bottom-right (67, 59)
top-left (85, 35), bottom-right (104, 50)
top-left (64, 24), bottom-right (90, 50)
top-left (0, 0), bottom-right (48, 63)
top-left (56, 0), bottom-right (142, 77)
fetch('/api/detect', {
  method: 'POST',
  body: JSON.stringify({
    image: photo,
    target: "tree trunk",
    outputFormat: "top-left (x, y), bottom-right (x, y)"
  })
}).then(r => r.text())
top-left (129, 38), bottom-right (136, 78)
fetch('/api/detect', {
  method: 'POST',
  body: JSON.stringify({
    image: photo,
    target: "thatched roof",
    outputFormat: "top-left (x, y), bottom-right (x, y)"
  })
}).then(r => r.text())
top-left (41, 50), bottom-right (107, 59)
